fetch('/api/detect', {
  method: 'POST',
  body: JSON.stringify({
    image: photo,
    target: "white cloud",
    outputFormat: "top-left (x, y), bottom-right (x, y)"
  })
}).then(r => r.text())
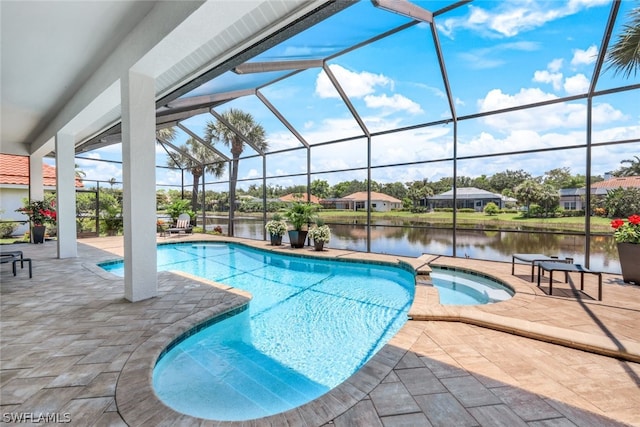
top-left (458, 41), bottom-right (539, 69)
top-left (439, 0), bottom-right (609, 38)
top-left (591, 103), bottom-right (627, 124)
top-left (571, 45), bottom-right (598, 66)
top-left (548, 58), bottom-right (564, 72)
top-left (364, 94), bottom-right (423, 114)
top-left (563, 73), bottom-right (589, 95)
top-left (479, 87), bottom-right (557, 112)
top-left (533, 70), bottom-right (563, 91)
top-left (315, 64), bottom-right (391, 99)
top-left (479, 88), bottom-right (592, 132)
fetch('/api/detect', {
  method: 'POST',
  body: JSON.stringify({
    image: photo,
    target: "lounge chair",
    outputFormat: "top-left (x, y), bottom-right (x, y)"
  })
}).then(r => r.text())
top-left (166, 213), bottom-right (193, 237)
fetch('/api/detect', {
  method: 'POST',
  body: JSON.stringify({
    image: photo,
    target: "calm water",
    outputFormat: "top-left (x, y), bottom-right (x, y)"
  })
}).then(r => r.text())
top-left (104, 243), bottom-right (415, 421)
top-left (206, 218), bottom-right (622, 274)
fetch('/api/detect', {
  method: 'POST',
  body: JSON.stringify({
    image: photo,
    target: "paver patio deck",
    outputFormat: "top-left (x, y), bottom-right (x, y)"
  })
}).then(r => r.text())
top-left (1, 234), bottom-right (639, 426)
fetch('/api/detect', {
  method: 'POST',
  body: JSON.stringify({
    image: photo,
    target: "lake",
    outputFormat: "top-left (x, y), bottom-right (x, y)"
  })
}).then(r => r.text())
top-left (204, 217), bottom-right (622, 274)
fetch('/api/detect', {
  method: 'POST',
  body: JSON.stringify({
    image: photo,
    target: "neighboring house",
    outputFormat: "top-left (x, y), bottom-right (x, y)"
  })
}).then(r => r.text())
top-left (0, 154), bottom-right (82, 235)
top-left (559, 175), bottom-right (640, 211)
top-left (322, 191), bottom-right (402, 212)
top-left (279, 193), bottom-right (321, 204)
top-left (427, 187), bottom-right (516, 211)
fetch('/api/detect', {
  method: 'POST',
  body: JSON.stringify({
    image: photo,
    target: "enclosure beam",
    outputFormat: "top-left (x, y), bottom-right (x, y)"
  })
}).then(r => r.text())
top-left (121, 70), bottom-right (157, 302)
top-left (55, 132), bottom-right (78, 258)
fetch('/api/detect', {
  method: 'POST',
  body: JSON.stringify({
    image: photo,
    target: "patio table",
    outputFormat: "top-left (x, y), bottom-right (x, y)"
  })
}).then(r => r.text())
top-left (537, 261), bottom-right (602, 301)
top-left (511, 253), bottom-right (573, 282)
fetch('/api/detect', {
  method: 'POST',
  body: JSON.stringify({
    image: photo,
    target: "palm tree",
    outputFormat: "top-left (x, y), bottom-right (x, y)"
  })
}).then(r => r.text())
top-left (615, 155), bottom-right (640, 177)
top-left (205, 109), bottom-right (267, 235)
top-left (165, 137), bottom-right (226, 214)
top-left (605, 5), bottom-right (640, 78)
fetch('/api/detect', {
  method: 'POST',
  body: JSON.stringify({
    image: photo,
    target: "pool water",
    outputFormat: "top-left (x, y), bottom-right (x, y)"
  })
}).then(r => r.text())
top-left (101, 243), bottom-right (414, 421)
top-left (430, 267), bottom-right (514, 305)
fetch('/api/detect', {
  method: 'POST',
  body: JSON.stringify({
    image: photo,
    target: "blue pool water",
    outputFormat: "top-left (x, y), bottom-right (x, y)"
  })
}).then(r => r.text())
top-left (430, 267), bottom-right (514, 305)
top-left (100, 243), bottom-right (415, 421)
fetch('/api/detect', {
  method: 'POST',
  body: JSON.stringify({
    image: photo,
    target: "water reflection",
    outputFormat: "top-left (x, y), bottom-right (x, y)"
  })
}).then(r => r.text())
top-left (205, 218), bottom-right (621, 274)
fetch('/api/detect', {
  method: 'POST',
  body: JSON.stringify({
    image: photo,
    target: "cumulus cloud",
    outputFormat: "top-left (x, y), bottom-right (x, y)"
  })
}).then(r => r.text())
top-left (563, 73), bottom-right (589, 95)
top-left (479, 87), bottom-right (557, 112)
top-left (548, 58), bottom-right (563, 72)
top-left (533, 70), bottom-right (563, 91)
top-left (571, 45), bottom-right (598, 66)
top-left (315, 64), bottom-right (391, 99)
top-left (477, 86), bottom-right (627, 134)
top-left (364, 94), bottom-right (423, 114)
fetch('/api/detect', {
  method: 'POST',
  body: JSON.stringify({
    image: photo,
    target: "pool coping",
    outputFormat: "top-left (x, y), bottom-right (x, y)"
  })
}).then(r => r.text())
top-left (115, 237), bottom-right (640, 425)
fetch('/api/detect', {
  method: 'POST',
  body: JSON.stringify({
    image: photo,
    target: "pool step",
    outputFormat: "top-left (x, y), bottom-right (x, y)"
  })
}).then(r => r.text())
top-left (191, 341), bottom-right (328, 419)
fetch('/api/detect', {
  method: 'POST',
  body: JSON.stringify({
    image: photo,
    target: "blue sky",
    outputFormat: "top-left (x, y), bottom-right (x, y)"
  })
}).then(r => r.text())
top-left (64, 0), bottom-right (639, 191)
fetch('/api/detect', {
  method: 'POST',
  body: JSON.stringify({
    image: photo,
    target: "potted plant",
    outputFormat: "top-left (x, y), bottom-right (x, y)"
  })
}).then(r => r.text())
top-left (308, 218), bottom-right (330, 251)
top-left (611, 214), bottom-right (640, 284)
top-left (265, 213), bottom-right (287, 246)
top-left (284, 202), bottom-right (317, 248)
top-left (15, 199), bottom-right (57, 244)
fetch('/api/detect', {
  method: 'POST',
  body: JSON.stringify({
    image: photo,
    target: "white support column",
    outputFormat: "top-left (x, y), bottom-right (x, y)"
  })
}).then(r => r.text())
top-left (121, 70), bottom-right (157, 302)
top-left (55, 132), bottom-right (78, 258)
top-left (28, 154), bottom-right (44, 202)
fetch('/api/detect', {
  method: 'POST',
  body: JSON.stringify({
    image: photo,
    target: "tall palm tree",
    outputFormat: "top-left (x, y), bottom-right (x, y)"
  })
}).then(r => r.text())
top-left (615, 155), bottom-right (640, 177)
top-left (605, 5), bottom-right (640, 78)
top-left (205, 109), bottom-right (267, 235)
top-left (165, 137), bottom-right (226, 213)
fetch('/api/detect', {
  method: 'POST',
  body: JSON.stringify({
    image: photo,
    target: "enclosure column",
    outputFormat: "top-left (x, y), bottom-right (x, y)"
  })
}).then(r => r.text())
top-left (121, 70), bottom-right (157, 302)
top-left (55, 132), bottom-right (78, 258)
top-left (28, 153), bottom-right (44, 202)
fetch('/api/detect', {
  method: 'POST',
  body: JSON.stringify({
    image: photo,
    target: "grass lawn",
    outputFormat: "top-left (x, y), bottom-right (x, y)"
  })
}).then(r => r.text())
top-left (315, 210), bottom-right (612, 233)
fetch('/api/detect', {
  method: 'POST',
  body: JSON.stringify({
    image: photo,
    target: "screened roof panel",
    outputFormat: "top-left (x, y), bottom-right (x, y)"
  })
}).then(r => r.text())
top-left (437, 1), bottom-right (613, 117)
top-left (597, 0), bottom-right (640, 91)
top-left (260, 67), bottom-right (365, 145)
top-left (176, 69), bottom-right (290, 100)
top-left (248, 1), bottom-right (416, 64)
top-left (327, 23), bottom-right (452, 134)
top-left (222, 94), bottom-right (305, 151)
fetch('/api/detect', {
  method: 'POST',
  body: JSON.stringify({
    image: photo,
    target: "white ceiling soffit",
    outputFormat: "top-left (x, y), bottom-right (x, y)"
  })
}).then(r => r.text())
top-left (81, 0), bottom-right (328, 149)
top-left (0, 0), bottom-right (157, 155)
top-left (1, 0), bottom-right (331, 156)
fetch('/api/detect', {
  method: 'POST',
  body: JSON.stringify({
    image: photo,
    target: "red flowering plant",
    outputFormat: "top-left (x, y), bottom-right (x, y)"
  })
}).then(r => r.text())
top-left (15, 199), bottom-right (57, 226)
top-left (611, 214), bottom-right (640, 244)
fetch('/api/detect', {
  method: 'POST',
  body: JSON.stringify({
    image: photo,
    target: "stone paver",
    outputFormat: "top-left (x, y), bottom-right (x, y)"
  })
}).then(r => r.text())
top-left (1, 234), bottom-right (639, 426)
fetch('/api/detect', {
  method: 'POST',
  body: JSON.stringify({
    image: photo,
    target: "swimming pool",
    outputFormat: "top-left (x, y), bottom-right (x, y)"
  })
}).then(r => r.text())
top-left (430, 266), bottom-right (514, 305)
top-left (100, 242), bottom-right (415, 421)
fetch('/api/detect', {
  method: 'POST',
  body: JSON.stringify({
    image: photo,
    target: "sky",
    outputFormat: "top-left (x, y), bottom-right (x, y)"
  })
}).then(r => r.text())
top-left (61, 0), bottom-right (640, 192)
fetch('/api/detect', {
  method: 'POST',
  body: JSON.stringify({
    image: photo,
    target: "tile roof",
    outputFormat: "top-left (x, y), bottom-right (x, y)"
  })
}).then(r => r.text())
top-left (591, 176), bottom-right (640, 189)
top-left (0, 154), bottom-right (83, 187)
top-left (343, 191), bottom-right (402, 203)
top-left (279, 193), bottom-right (321, 204)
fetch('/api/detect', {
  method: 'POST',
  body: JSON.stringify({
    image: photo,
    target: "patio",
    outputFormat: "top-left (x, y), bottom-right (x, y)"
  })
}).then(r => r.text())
top-left (1, 235), bottom-right (639, 426)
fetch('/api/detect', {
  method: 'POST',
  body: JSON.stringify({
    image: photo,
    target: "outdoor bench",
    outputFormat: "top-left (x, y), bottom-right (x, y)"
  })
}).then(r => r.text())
top-left (536, 261), bottom-right (602, 301)
top-left (511, 253), bottom-right (573, 282)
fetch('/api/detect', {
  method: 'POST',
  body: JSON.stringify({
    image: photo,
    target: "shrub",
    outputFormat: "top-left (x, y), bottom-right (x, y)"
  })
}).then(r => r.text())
top-left (0, 222), bottom-right (18, 238)
top-left (483, 202), bottom-right (500, 216)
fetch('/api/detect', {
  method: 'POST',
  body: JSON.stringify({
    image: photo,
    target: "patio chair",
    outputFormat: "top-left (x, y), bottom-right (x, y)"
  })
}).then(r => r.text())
top-left (166, 213), bottom-right (193, 237)
top-left (1, 251), bottom-right (32, 278)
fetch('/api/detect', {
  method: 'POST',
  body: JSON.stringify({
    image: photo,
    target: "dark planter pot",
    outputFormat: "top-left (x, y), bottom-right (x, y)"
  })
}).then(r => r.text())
top-left (32, 225), bottom-right (46, 244)
top-left (288, 230), bottom-right (308, 248)
top-left (617, 243), bottom-right (640, 285)
top-left (313, 240), bottom-right (325, 251)
top-left (269, 234), bottom-right (283, 246)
